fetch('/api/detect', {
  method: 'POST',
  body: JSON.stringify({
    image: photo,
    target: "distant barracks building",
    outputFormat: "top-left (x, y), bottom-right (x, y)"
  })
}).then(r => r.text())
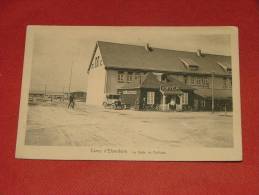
top-left (87, 41), bottom-right (232, 111)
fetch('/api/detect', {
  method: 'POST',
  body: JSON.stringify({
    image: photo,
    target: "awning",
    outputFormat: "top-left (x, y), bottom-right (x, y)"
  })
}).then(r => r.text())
top-left (194, 88), bottom-right (232, 99)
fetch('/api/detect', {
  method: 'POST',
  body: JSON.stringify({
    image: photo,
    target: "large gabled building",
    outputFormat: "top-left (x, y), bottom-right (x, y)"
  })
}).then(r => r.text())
top-left (86, 41), bottom-right (232, 111)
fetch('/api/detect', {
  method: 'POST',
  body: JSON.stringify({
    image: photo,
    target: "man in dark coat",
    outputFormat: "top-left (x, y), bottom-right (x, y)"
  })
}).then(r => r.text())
top-left (68, 94), bottom-right (75, 109)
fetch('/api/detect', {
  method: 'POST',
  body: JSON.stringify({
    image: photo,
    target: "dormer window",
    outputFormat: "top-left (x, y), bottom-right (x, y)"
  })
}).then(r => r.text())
top-left (217, 62), bottom-right (232, 73)
top-left (179, 58), bottom-right (199, 71)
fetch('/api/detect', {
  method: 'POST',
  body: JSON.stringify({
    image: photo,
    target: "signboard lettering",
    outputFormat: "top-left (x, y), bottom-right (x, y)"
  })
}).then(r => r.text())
top-left (123, 90), bottom-right (137, 95)
top-left (160, 86), bottom-right (179, 92)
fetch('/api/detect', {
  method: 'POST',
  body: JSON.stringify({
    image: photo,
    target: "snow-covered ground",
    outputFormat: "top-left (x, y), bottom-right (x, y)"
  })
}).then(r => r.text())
top-left (25, 102), bottom-right (233, 148)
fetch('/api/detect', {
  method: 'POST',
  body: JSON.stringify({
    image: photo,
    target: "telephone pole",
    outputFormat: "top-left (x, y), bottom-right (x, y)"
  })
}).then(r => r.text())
top-left (68, 64), bottom-right (73, 94)
top-left (44, 84), bottom-right (47, 96)
top-left (211, 72), bottom-right (215, 113)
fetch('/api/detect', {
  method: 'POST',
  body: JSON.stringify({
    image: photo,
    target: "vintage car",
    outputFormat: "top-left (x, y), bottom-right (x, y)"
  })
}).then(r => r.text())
top-left (102, 94), bottom-right (121, 108)
top-left (102, 94), bottom-right (130, 109)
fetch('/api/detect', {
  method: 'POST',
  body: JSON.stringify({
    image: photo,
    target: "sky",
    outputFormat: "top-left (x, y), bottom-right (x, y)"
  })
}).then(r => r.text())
top-left (29, 27), bottom-right (232, 92)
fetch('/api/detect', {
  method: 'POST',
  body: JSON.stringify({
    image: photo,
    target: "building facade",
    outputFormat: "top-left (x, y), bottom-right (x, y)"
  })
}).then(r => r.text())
top-left (87, 41), bottom-right (232, 111)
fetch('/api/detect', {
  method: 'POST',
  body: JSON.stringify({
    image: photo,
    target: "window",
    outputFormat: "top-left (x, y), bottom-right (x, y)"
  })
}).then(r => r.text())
top-left (229, 79), bottom-right (232, 88)
top-left (184, 75), bottom-right (188, 84)
top-left (196, 78), bottom-right (201, 85)
top-left (190, 77), bottom-right (209, 87)
top-left (135, 72), bottom-right (140, 80)
top-left (97, 57), bottom-right (99, 67)
top-left (217, 62), bottom-right (231, 73)
top-left (191, 77), bottom-right (195, 85)
top-left (147, 91), bottom-right (155, 105)
top-left (127, 72), bottom-right (133, 82)
top-left (202, 77), bottom-right (209, 88)
top-left (94, 57), bottom-right (98, 67)
top-left (189, 65), bottom-right (199, 71)
top-left (227, 68), bottom-right (232, 73)
top-left (182, 93), bottom-right (188, 105)
top-left (118, 71), bottom-right (124, 82)
top-left (180, 58), bottom-right (199, 70)
top-left (94, 56), bottom-right (100, 67)
top-left (223, 78), bottom-right (227, 88)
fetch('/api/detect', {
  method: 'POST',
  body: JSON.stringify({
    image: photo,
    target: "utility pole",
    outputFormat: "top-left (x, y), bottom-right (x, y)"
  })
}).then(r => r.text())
top-left (44, 84), bottom-right (47, 96)
top-left (68, 64), bottom-right (73, 94)
top-left (211, 72), bottom-right (215, 113)
top-left (68, 48), bottom-right (79, 95)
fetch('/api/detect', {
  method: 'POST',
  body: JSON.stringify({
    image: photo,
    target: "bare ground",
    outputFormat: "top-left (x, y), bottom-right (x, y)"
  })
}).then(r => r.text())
top-left (25, 102), bottom-right (233, 148)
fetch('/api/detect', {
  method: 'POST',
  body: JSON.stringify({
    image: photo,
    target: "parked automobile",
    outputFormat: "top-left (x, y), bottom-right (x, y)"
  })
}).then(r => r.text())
top-left (102, 94), bottom-right (121, 108)
top-left (111, 100), bottom-right (123, 110)
top-left (103, 94), bottom-right (130, 110)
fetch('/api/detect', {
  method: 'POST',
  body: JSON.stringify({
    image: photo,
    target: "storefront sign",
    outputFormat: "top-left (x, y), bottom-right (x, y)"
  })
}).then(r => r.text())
top-left (160, 85), bottom-right (183, 95)
top-left (160, 86), bottom-right (179, 92)
top-left (123, 90), bottom-right (137, 95)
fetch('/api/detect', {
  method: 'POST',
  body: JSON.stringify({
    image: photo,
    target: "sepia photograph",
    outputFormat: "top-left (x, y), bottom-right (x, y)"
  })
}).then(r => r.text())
top-left (16, 26), bottom-right (242, 161)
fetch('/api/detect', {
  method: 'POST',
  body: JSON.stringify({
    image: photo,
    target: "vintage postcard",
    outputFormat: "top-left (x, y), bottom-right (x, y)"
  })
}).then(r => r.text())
top-left (16, 26), bottom-right (242, 161)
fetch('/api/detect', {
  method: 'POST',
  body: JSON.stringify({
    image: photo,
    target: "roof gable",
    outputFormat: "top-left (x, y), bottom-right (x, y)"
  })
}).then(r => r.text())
top-left (87, 43), bottom-right (105, 72)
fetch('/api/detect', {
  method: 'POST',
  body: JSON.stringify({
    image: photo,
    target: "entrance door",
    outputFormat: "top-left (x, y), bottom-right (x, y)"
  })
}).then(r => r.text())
top-left (167, 95), bottom-right (178, 111)
top-left (194, 98), bottom-right (199, 111)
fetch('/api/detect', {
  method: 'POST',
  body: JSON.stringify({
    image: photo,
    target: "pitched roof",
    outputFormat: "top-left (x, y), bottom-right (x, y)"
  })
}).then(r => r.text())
top-left (120, 72), bottom-right (161, 89)
top-left (96, 41), bottom-right (231, 76)
top-left (165, 75), bottom-right (194, 90)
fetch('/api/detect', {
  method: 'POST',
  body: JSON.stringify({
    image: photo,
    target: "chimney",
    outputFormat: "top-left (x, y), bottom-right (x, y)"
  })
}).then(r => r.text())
top-left (197, 49), bottom-right (202, 57)
top-left (145, 43), bottom-right (152, 52)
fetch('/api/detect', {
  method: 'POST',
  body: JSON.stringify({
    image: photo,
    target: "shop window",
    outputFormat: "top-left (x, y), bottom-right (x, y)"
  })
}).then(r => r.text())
top-left (118, 71), bottom-right (124, 82)
top-left (127, 72), bottom-right (133, 82)
top-left (182, 93), bottom-right (188, 105)
top-left (147, 91), bottom-right (155, 105)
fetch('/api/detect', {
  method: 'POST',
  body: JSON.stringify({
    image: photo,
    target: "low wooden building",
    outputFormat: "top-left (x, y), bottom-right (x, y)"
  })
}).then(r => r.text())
top-left (70, 91), bottom-right (87, 102)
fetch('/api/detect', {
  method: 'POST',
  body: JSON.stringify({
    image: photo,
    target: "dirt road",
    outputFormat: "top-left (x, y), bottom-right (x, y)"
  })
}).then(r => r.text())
top-left (25, 102), bottom-right (233, 148)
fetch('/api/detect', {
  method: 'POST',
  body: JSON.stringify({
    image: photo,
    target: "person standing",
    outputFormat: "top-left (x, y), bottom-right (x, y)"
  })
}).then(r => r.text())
top-left (142, 97), bottom-right (146, 111)
top-left (68, 94), bottom-right (75, 109)
top-left (170, 97), bottom-right (176, 111)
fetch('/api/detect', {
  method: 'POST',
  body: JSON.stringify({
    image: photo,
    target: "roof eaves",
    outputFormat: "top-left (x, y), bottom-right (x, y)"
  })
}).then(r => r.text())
top-left (87, 41), bottom-right (99, 73)
top-left (105, 66), bottom-right (231, 77)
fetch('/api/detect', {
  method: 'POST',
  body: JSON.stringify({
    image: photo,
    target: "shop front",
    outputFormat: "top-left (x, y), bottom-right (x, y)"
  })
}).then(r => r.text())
top-left (159, 85), bottom-right (193, 111)
top-left (118, 75), bottom-right (194, 111)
